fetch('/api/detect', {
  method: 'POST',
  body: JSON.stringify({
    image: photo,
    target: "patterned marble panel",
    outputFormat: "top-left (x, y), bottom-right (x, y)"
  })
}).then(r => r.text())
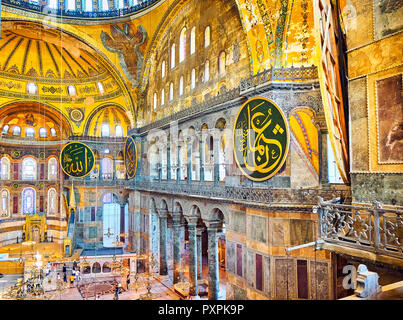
top-left (271, 219), bottom-right (285, 246)
top-left (247, 250), bottom-right (255, 288)
top-left (264, 256), bottom-right (271, 297)
top-left (309, 261), bottom-right (330, 300)
top-left (226, 241), bottom-right (236, 274)
top-left (231, 210), bottom-right (246, 234)
top-left (274, 258), bottom-right (295, 299)
top-left (373, 0), bottom-right (403, 40)
top-left (232, 284), bottom-right (247, 300)
top-left (290, 219), bottom-right (314, 246)
top-left (247, 215), bottom-right (267, 243)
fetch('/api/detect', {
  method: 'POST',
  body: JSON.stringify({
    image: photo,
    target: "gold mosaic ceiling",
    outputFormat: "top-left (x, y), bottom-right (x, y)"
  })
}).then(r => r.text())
top-left (0, 21), bottom-right (108, 82)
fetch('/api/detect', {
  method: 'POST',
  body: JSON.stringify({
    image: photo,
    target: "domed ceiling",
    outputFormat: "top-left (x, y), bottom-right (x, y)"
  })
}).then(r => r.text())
top-left (0, 21), bottom-right (108, 82)
top-left (0, 20), bottom-right (135, 136)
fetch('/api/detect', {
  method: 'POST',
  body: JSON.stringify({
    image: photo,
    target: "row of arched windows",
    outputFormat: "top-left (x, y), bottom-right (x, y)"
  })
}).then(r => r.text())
top-left (153, 25), bottom-right (225, 110)
top-left (0, 187), bottom-right (58, 217)
top-left (153, 51), bottom-right (225, 110)
top-left (25, 82), bottom-right (104, 96)
top-left (0, 156), bottom-right (58, 180)
top-left (164, 26), bottom-right (210, 74)
top-left (2, 125), bottom-right (57, 138)
top-left (30, 0), bottom-right (136, 12)
top-left (100, 124), bottom-right (124, 137)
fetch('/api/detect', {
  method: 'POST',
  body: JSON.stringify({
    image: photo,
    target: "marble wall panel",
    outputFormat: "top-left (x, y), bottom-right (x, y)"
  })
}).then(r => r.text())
top-left (290, 219), bottom-right (314, 246)
top-left (309, 261), bottom-right (330, 300)
top-left (274, 258), bottom-right (295, 299)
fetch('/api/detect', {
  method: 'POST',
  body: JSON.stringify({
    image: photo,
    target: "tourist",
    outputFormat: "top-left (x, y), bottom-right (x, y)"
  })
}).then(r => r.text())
top-left (70, 274), bottom-right (75, 287)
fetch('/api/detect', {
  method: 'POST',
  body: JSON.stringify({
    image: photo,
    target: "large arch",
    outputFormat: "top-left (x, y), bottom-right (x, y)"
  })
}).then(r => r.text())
top-left (0, 101), bottom-right (73, 139)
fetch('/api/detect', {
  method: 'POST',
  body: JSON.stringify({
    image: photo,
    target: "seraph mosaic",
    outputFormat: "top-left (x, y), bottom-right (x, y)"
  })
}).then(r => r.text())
top-left (101, 23), bottom-right (147, 88)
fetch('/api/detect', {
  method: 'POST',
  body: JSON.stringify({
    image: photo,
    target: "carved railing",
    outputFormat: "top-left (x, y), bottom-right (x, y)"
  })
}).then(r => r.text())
top-left (130, 180), bottom-right (351, 207)
top-left (64, 178), bottom-right (127, 187)
top-left (3, 0), bottom-right (159, 19)
top-left (315, 197), bottom-right (403, 259)
top-left (240, 65), bottom-right (318, 92)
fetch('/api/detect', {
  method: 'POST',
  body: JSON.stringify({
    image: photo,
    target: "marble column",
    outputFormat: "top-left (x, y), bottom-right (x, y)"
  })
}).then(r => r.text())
top-left (196, 227), bottom-right (203, 281)
top-left (199, 138), bottom-right (204, 182)
top-left (187, 141), bottom-right (192, 184)
top-left (172, 216), bottom-right (182, 284)
top-left (213, 138), bottom-right (220, 185)
top-left (187, 218), bottom-right (198, 296)
top-left (159, 212), bottom-right (168, 276)
top-left (177, 145), bottom-right (181, 184)
top-left (167, 146), bottom-right (171, 180)
top-left (207, 222), bottom-right (219, 300)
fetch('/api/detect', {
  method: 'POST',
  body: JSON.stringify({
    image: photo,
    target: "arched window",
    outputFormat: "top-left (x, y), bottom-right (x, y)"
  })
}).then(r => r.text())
top-left (204, 26), bottom-right (211, 48)
top-left (190, 27), bottom-right (196, 55)
top-left (48, 157), bottom-right (58, 180)
top-left (2, 125), bottom-right (9, 134)
top-left (1, 157), bottom-right (10, 180)
top-left (101, 124), bottom-right (110, 137)
top-left (191, 69), bottom-right (196, 90)
top-left (101, 0), bottom-right (108, 10)
top-left (115, 125), bottom-right (123, 137)
top-left (161, 89), bottom-right (165, 106)
top-left (0, 189), bottom-right (9, 217)
top-left (102, 157), bottom-right (113, 180)
top-left (92, 262), bottom-right (101, 273)
top-left (22, 157), bottom-right (37, 180)
top-left (22, 188), bottom-right (36, 215)
top-left (117, 0), bottom-right (124, 9)
top-left (161, 60), bottom-right (166, 78)
top-left (47, 0), bottom-right (58, 9)
top-left (47, 188), bottom-right (57, 216)
top-left (50, 128), bottom-right (57, 137)
top-left (179, 28), bottom-right (186, 63)
top-left (66, 0), bottom-right (75, 10)
top-left (204, 60), bottom-right (210, 82)
top-left (219, 51), bottom-right (226, 75)
top-left (153, 92), bottom-right (157, 110)
top-left (26, 127), bottom-right (35, 138)
top-left (67, 85), bottom-right (76, 96)
top-left (102, 262), bottom-right (111, 273)
top-left (170, 43), bottom-right (176, 69)
top-left (169, 82), bottom-right (174, 101)
top-left (39, 128), bottom-right (47, 138)
top-left (84, 0), bottom-right (92, 12)
top-left (327, 135), bottom-right (343, 183)
top-left (13, 126), bottom-right (21, 136)
top-left (97, 82), bottom-right (105, 94)
top-left (179, 76), bottom-right (184, 96)
top-left (27, 83), bottom-right (37, 95)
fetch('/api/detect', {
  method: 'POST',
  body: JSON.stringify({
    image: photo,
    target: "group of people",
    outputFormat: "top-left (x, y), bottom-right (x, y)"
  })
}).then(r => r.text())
top-left (55, 262), bottom-right (82, 288)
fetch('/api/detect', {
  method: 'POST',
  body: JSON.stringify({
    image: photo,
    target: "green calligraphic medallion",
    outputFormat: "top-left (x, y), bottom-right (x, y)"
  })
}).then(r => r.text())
top-left (60, 142), bottom-right (95, 178)
top-left (124, 136), bottom-right (137, 179)
top-left (233, 97), bottom-right (289, 181)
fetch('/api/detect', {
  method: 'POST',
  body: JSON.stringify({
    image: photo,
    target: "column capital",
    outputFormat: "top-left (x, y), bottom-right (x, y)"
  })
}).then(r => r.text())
top-left (196, 227), bottom-right (204, 236)
top-left (157, 209), bottom-right (169, 217)
top-left (185, 215), bottom-right (199, 226)
top-left (172, 215), bottom-right (182, 227)
top-left (205, 220), bottom-right (221, 230)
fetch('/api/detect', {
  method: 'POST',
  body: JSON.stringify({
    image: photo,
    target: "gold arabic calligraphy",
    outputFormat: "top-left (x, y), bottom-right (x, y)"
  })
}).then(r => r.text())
top-left (234, 99), bottom-right (287, 180)
top-left (62, 143), bottom-right (94, 177)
